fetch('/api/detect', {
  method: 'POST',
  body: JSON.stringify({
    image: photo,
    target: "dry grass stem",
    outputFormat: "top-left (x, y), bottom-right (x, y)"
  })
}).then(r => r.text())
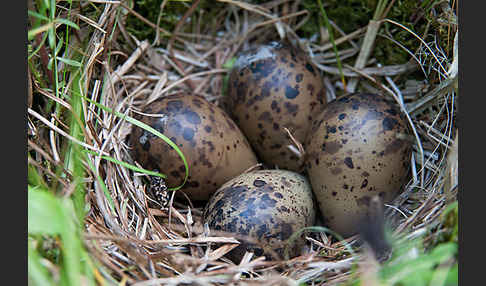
top-left (28, 1), bottom-right (457, 284)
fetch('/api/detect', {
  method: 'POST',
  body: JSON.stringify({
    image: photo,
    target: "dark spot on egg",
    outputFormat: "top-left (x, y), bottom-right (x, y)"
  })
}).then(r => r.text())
top-left (283, 102), bottom-right (299, 115)
top-left (285, 85), bottom-right (299, 99)
top-left (295, 73), bottom-right (303, 82)
top-left (361, 179), bottom-right (368, 189)
top-left (183, 109), bottom-right (201, 125)
top-left (344, 157), bottom-right (354, 169)
top-left (166, 100), bottom-right (183, 112)
top-left (327, 126), bottom-right (337, 134)
top-left (270, 100), bottom-right (279, 111)
top-left (253, 179), bottom-right (266, 187)
top-left (258, 111), bottom-right (273, 123)
top-left (325, 141), bottom-right (342, 154)
top-left (182, 127), bottom-right (195, 141)
top-left (249, 60), bottom-right (277, 81)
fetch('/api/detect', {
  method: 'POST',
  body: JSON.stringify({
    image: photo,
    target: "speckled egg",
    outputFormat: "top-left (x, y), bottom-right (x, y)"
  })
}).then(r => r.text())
top-left (203, 169), bottom-right (315, 262)
top-left (305, 93), bottom-right (412, 237)
top-left (130, 93), bottom-right (258, 201)
top-left (226, 41), bottom-right (327, 172)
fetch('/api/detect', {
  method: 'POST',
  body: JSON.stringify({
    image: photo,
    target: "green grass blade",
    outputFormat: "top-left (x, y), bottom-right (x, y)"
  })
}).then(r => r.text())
top-left (66, 71), bottom-right (89, 222)
top-left (28, 187), bottom-right (65, 235)
top-left (86, 157), bottom-right (116, 214)
top-left (79, 94), bottom-right (189, 191)
top-left (28, 238), bottom-right (56, 286)
top-left (28, 22), bottom-right (55, 40)
top-left (56, 56), bottom-right (82, 68)
top-left (27, 187), bottom-right (87, 286)
top-left (28, 10), bottom-right (50, 21)
top-left (28, 158), bottom-right (49, 190)
top-left (58, 199), bottom-right (84, 286)
top-left (316, 0), bottom-right (346, 89)
top-left (83, 149), bottom-right (167, 179)
top-left (54, 18), bottom-right (80, 30)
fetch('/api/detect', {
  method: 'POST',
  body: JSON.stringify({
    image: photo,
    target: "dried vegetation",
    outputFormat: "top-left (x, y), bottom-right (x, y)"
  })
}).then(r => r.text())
top-left (28, 0), bottom-right (458, 285)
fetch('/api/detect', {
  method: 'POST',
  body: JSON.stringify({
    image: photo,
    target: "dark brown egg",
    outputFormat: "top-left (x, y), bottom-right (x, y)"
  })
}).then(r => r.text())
top-left (305, 93), bottom-right (412, 237)
top-left (203, 169), bottom-right (315, 262)
top-left (130, 93), bottom-right (258, 201)
top-left (226, 41), bottom-right (327, 172)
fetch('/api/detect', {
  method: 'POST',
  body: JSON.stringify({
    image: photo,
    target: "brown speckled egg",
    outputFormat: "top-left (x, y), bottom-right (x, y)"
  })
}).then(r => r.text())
top-left (130, 93), bottom-right (258, 201)
top-left (305, 93), bottom-right (412, 237)
top-left (203, 169), bottom-right (315, 262)
top-left (226, 41), bottom-right (327, 172)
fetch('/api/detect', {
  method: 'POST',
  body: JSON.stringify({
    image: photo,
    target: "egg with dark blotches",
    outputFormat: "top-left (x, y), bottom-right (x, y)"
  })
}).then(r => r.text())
top-left (203, 169), bottom-right (315, 262)
top-left (304, 93), bottom-right (412, 237)
top-left (130, 93), bottom-right (258, 201)
top-left (226, 41), bottom-right (327, 172)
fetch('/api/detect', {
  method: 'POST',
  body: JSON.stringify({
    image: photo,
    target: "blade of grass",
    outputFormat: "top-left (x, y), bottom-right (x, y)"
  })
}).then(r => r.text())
top-left (316, 0), bottom-right (346, 90)
top-left (28, 187), bottom-right (65, 234)
top-left (28, 155), bottom-right (49, 189)
top-left (79, 94), bottom-right (189, 191)
top-left (86, 155), bottom-right (116, 214)
top-left (64, 57), bottom-right (89, 222)
top-left (83, 149), bottom-right (167, 179)
top-left (347, 0), bottom-right (390, 92)
top-left (28, 238), bottom-right (56, 286)
top-left (28, 22), bottom-right (55, 40)
top-left (56, 57), bottom-right (83, 68)
top-left (28, 186), bottom-right (90, 286)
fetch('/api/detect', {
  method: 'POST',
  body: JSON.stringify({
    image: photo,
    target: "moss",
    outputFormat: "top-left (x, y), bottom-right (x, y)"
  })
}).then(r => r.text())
top-left (123, 0), bottom-right (452, 66)
top-left (294, 0), bottom-right (436, 66)
top-left (124, 0), bottom-right (227, 42)
top-left (125, 0), bottom-right (185, 41)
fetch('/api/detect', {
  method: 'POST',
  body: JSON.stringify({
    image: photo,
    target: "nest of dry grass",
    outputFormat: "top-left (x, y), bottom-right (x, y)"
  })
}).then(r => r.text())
top-left (28, 1), bottom-right (458, 285)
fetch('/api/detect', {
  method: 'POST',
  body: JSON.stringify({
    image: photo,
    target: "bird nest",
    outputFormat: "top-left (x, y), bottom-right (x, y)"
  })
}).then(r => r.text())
top-left (27, 1), bottom-right (458, 285)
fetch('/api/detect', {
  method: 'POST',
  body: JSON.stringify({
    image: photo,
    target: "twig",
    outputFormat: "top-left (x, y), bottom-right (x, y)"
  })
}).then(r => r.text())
top-left (347, 20), bottom-right (382, 92)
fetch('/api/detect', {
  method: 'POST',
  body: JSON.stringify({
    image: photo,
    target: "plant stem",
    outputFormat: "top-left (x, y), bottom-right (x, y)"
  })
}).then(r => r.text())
top-left (317, 0), bottom-right (346, 89)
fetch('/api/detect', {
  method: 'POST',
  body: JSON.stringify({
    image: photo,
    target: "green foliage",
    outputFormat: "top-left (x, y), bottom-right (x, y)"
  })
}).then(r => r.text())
top-left (28, 1), bottom-right (97, 285)
top-left (298, 0), bottom-right (435, 65)
top-left (310, 0), bottom-right (377, 34)
top-left (28, 187), bottom-right (95, 286)
top-left (124, 0), bottom-right (228, 42)
top-left (379, 241), bottom-right (457, 286)
top-left (378, 202), bottom-right (458, 285)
